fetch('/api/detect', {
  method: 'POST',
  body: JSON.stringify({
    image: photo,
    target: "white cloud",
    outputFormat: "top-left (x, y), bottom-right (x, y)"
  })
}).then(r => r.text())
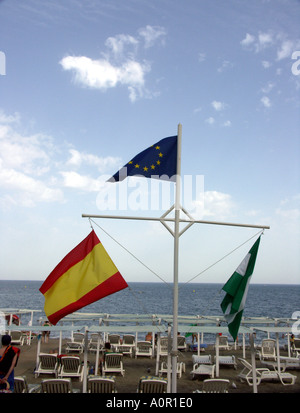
top-left (60, 55), bottom-right (148, 101)
top-left (204, 191), bottom-right (234, 218)
top-left (245, 209), bottom-right (261, 217)
top-left (205, 117), bottom-right (215, 125)
top-left (261, 82), bottom-right (275, 94)
top-left (211, 100), bottom-right (226, 111)
top-left (0, 131), bottom-right (51, 176)
top-left (277, 40), bottom-right (294, 60)
top-left (257, 32), bottom-right (273, 50)
top-left (223, 120), bottom-right (231, 127)
top-left (276, 207), bottom-right (300, 220)
top-left (138, 25), bottom-right (166, 48)
top-left (0, 115), bottom-right (54, 178)
top-left (0, 166), bottom-right (63, 207)
top-left (105, 34), bottom-right (138, 58)
top-left (60, 25), bottom-right (166, 102)
top-left (198, 53), bottom-right (206, 63)
top-left (0, 115), bottom-right (63, 207)
top-left (241, 32), bottom-right (273, 53)
top-left (261, 96), bottom-right (272, 108)
top-left (60, 171), bottom-right (104, 192)
top-left (262, 60), bottom-right (272, 69)
top-left (241, 31), bottom-right (300, 63)
top-left (240, 33), bottom-right (255, 47)
top-left (66, 149), bottom-right (120, 172)
top-left (0, 111), bottom-right (20, 124)
top-left (192, 191), bottom-right (235, 220)
top-left (217, 60), bottom-right (234, 73)
top-left (193, 106), bottom-right (202, 114)
top-left (276, 195), bottom-right (300, 220)
top-left (0, 110), bottom-right (122, 208)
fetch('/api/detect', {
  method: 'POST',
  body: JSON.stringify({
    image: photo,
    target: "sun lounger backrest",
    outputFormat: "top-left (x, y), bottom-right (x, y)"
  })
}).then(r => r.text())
top-left (123, 334), bottom-right (135, 345)
top-left (41, 378), bottom-right (72, 393)
top-left (192, 355), bottom-right (211, 364)
top-left (294, 338), bottom-right (300, 350)
top-left (202, 379), bottom-right (229, 393)
top-left (40, 354), bottom-right (58, 368)
top-left (238, 357), bottom-right (252, 370)
top-left (105, 353), bottom-right (123, 367)
top-left (88, 377), bottom-right (116, 393)
top-left (138, 378), bottom-right (167, 393)
top-left (14, 376), bottom-right (27, 393)
top-left (108, 334), bottom-right (121, 345)
top-left (73, 332), bottom-right (84, 343)
top-left (60, 356), bottom-right (80, 372)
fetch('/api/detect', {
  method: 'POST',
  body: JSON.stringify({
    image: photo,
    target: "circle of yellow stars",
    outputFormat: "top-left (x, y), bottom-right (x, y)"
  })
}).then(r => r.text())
top-left (127, 144), bottom-right (163, 173)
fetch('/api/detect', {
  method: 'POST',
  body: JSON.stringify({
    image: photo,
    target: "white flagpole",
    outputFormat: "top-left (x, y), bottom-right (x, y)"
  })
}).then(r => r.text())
top-left (171, 123), bottom-right (182, 393)
top-left (82, 122), bottom-right (270, 393)
top-left (82, 214), bottom-right (270, 230)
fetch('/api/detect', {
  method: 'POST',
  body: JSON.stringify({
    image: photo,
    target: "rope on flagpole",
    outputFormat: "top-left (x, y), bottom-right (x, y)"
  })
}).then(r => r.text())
top-left (89, 218), bottom-right (171, 286)
top-left (87, 219), bottom-right (265, 326)
top-left (89, 219), bottom-right (173, 325)
top-left (88, 217), bottom-right (94, 230)
top-left (88, 219), bottom-right (264, 290)
top-left (182, 229), bottom-right (265, 286)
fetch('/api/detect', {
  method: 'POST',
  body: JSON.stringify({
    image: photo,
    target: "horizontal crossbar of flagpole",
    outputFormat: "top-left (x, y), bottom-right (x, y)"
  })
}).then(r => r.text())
top-left (82, 213), bottom-right (270, 230)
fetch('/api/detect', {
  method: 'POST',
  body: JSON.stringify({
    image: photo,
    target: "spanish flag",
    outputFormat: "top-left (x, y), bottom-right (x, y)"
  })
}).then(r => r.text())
top-left (39, 230), bottom-right (128, 325)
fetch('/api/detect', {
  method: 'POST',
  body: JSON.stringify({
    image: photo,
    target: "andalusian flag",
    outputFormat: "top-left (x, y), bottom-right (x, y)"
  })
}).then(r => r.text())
top-left (40, 230), bottom-right (128, 325)
top-left (107, 135), bottom-right (177, 182)
top-left (221, 236), bottom-right (261, 341)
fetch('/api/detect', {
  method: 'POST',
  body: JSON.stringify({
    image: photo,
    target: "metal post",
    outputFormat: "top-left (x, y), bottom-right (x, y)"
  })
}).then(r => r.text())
top-left (59, 330), bottom-right (62, 355)
top-left (215, 334), bottom-right (220, 377)
top-left (28, 311), bottom-right (33, 345)
top-left (83, 327), bottom-right (89, 393)
top-left (95, 333), bottom-right (101, 375)
top-left (167, 325), bottom-right (172, 393)
top-left (155, 333), bottom-right (160, 376)
top-left (276, 332), bottom-right (281, 374)
top-left (171, 123), bottom-right (182, 393)
top-left (250, 332), bottom-right (258, 393)
top-left (36, 334), bottom-right (41, 372)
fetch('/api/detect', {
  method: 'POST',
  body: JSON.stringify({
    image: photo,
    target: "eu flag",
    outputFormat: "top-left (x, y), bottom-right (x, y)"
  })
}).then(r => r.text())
top-left (107, 135), bottom-right (178, 182)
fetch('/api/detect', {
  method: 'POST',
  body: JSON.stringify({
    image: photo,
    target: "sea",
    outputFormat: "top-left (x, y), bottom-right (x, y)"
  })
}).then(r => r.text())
top-left (0, 280), bottom-right (299, 345)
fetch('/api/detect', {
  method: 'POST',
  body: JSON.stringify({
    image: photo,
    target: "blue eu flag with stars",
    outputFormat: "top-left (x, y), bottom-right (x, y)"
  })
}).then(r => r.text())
top-left (107, 135), bottom-right (178, 182)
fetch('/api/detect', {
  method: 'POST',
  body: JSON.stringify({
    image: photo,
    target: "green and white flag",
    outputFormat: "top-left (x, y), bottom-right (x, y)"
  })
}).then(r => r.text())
top-left (221, 236), bottom-right (261, 341)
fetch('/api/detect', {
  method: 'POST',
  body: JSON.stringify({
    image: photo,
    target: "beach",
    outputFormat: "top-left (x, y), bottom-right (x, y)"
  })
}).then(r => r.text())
top-left (2, 281), bottom-right (299, 398)
top-left (10, 337), bottom-right (300, 395)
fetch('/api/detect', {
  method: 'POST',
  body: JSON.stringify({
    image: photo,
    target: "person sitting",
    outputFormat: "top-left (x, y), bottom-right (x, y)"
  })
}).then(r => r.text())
top-left (0, 334), bottom-right (20, 392)
top-left (98, 342), bottom-right (113, 374)
top-left (42, 320), bottom-right (52, 343)
top-left (145, 332), bottom-right (152, 342)
top-left (290, 334), bottom-right (295, 349)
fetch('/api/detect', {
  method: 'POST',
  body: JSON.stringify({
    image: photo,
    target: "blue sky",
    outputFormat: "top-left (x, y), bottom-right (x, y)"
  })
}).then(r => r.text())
top-left (0, 0), bottom-right (299, 286)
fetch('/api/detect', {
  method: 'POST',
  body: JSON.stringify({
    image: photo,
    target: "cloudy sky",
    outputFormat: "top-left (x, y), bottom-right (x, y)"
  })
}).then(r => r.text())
top-left (0, 0), bottom-right (299, 285)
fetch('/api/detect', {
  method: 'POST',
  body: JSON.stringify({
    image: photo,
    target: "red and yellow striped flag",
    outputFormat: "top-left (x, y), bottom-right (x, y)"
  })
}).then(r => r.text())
top-left (39, 230), bottom-right (128, 325)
